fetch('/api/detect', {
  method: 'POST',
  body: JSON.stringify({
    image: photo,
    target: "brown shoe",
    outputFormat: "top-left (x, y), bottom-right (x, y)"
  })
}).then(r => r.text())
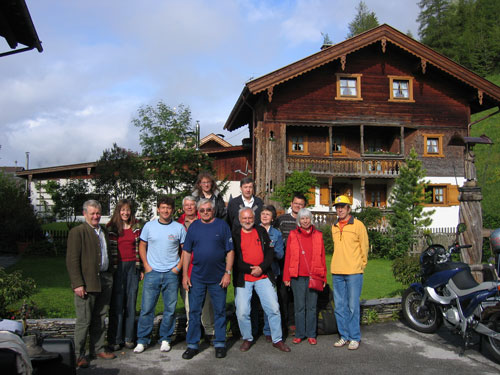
top-left (96, 351), bottom-right (116, 360)
top-left (272, 341), bottom-right (291, 352)
top-left (239, 340), bottom-right (253, 352)
top-left (265, 335), bottom-right (272, 343)
top-left (77, 356), bottom-right (89, 368)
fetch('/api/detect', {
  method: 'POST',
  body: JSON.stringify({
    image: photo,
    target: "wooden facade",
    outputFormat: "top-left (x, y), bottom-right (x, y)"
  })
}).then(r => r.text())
top-left (224, 25), bottom-right (500, 212)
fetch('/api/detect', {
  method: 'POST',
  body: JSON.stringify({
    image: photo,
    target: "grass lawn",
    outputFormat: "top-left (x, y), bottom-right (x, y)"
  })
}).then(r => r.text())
top-left (8, 254), bottom-right (404, 318)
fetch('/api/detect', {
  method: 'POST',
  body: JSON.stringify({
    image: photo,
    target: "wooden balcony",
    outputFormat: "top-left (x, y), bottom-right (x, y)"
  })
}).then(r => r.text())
top-left (286, 156), bottom-right (403, 177)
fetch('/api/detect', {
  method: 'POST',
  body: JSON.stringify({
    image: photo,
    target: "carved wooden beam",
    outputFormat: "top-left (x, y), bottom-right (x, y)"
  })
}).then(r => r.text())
top-left (381, 37), bottom-right (387, 53)
top-left (421, 58), bottom-right (427, 74)
top-left (267, 86), bottom-right (274, 103)
top-left (341, 55), bottom-right (346, 71)
top-left (478, 90), bottom-right (483, 105)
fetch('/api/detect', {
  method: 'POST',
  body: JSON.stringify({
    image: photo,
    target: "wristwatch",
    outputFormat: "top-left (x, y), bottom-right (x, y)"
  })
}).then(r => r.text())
top-left (225, 270), bottom-right (231, 275)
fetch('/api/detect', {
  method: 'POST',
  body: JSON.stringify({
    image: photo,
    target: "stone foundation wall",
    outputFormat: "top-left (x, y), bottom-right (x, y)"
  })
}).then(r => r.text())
top-left (25, 298), bottom-right (402, 339)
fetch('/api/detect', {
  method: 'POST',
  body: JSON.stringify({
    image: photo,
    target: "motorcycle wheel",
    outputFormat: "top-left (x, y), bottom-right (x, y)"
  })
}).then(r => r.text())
top-left (402, 288), bottom-right (441, 333)
top-left (482, 312), bottom-right (500, 363)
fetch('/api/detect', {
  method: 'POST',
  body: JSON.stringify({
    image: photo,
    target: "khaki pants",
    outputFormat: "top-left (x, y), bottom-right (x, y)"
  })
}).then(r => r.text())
top-left (180, 286), bottom-right (214, 335)
top-left (74, 272), bottom-right (113, 356)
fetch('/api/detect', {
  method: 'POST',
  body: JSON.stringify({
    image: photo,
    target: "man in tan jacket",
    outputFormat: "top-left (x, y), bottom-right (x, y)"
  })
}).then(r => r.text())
top-left (66, 200), bottom-right (116, 368)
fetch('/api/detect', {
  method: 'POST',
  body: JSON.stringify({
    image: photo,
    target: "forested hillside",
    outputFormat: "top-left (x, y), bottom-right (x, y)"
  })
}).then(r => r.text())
top-left (418, 0), bottom-right (500, 77)
top-left (470, 74), bottom-right (500, 223)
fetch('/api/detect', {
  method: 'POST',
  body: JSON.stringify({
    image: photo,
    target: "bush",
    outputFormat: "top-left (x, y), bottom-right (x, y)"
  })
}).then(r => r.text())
top-left (368, 230), bottom-right (394, 259)
top-left (25, 240), bottom-right (58, 256)
top-left (318, 224), bottom-right (333, 254)
top-left (391, 256), bottom-right (420, 286)
top-left (0, 267), bottom-right (37, 318)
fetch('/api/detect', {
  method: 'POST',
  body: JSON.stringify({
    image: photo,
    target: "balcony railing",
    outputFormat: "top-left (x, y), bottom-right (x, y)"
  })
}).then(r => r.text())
top-left (286, 156), bottom-right (403, 177)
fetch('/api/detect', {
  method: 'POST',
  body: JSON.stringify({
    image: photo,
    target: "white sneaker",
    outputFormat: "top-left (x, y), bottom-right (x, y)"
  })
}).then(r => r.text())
top-left (333, 338), bottom-right (348, 347)
top-left (348, 340), bottom-right (360, 350)
top-left (160, 341), bottom-right (171, 352)
top-left (133, 344), bottom-right (145, 353)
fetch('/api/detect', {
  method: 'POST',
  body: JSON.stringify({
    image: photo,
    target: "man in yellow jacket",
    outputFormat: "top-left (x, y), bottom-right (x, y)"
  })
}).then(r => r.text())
top-left (330, 195), bottom-right (368, 350)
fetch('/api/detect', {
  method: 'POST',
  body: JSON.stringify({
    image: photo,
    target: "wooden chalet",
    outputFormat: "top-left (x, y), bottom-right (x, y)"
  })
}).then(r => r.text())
top-left (224, 24), bottom-right (500, 226)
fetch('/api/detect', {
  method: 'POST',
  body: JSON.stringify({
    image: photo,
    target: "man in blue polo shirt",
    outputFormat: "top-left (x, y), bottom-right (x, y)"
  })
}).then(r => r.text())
top-left (134, 196), bottom-right (186, 354)
top-left (181, 198), bottom-right (234, 360)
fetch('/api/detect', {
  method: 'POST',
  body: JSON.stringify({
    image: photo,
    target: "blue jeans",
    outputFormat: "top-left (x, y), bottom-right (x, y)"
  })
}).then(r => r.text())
top-left (107, 261), bottom-right (140, 344)
top-left (290, 276), bottom-right (318, 339)
top-left (235, 278), bottom-right (282, 343)
top-left (333, 273), bottom-right (363, 342)
top-left (186, 279), bottom-right (227, 349)
top-left (136, 270), bottom-right (178, 345)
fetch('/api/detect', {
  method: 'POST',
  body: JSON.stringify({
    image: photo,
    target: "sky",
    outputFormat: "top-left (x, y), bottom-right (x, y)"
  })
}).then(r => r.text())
top-left (0, 0), bottom-right (421, 169)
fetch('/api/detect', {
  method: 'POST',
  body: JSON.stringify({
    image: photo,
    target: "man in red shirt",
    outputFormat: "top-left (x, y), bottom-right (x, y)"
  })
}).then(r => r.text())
top-left (232, 207), bottom-right (291, 353)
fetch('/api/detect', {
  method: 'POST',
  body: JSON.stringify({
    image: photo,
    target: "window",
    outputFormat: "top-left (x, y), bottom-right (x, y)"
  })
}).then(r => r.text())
top-left (335, 73), bottom-right (362, 100)
top-left (424, 184), bottom-right (459, 206)
top-left (326, 135), bottom-right (346, 155)
top-left (388, 76), bottom-right (414, 102)
top-left (423, 134), bottom-right (444, 157)
top-left (365, 185), bottom-right (387, 208)
top-left (288, 135), bottom-right (309, 155)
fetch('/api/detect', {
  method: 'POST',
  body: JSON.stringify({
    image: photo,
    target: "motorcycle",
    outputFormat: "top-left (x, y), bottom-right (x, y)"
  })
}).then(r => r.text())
top-left (402, 223), bottom-right (500, 362)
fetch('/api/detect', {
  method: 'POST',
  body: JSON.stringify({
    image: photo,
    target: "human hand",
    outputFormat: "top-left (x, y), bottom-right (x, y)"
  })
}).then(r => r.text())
top-left (284, 280), bottom-right (290, 287)
top-left (182, 276), bottom-right (192, 291)
top-left (73, 286), bottom-right (86, 298)
top-left (220, 273), bottom-right (231, 288)
top-left (250, 265), bottom-right (262, 277)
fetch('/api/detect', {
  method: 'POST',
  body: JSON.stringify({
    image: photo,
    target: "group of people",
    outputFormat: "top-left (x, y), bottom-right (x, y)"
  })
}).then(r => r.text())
top-left (66, 173), bottom-right (369, 368)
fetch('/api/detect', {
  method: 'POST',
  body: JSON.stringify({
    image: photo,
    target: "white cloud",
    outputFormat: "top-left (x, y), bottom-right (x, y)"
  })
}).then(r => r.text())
top-left (0, 0), bottom-right (422, 168)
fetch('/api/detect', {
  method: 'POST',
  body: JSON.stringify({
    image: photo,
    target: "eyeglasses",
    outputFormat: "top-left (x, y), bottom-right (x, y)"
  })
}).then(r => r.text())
top-left (199, 208), bottom-right (213, 213)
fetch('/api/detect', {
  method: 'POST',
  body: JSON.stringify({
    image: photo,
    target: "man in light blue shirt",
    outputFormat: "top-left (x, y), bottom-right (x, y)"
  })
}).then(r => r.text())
top-left (134, 196), bottom-right (186, 354)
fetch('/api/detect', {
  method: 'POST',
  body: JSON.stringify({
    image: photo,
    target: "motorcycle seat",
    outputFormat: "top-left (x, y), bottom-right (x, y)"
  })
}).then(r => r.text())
top-left (448, 277), bottom-right (498, 297)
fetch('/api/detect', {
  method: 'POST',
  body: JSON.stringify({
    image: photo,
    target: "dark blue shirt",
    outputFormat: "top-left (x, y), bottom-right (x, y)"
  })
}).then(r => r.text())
top-left (183, 218), bottom-right (233, 283)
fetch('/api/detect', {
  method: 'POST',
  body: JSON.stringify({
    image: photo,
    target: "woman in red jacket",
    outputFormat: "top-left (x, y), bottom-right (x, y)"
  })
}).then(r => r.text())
top-left (283, 208), bottom-right (327, 345)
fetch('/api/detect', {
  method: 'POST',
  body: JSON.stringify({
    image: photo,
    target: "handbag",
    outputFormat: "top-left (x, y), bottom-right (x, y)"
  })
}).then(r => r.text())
top-left (297, 234), bottom-right (324, 292)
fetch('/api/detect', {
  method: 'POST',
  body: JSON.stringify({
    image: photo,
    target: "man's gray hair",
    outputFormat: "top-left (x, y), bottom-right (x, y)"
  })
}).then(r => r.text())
top-left (296, 208), bottom-right (312, 226)
top-left (238, 206), bottom-right (254, 218)
top-left (83, 199), bottom-right (101, 212)
top-left (196, 198), bottom-right (214, 211)
top-left (183, 195), bottom-right (196, 205)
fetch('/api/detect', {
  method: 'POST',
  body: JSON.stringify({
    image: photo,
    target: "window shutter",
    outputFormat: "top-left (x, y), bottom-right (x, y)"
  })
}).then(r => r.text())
top-left (447, 185), bottom-right (459, 205)
top-left (320, 185), bottom-right (329, 206)
top-left (307, 186), bottom-right (316, 206)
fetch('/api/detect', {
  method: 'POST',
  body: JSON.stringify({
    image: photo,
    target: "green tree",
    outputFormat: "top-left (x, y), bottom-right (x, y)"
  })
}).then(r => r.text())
top-left (0, 172), bottom-right (42, 249)
top-left (418, 0), bottom-right (500, 76)
top-left (44, 179), bottom-right (92, 230)
top-left (388, 149), bottom-right (434, 258)
top-left (270, 170), bottom-right (318, 209)
top-left (94, 143), bottom-right (154, 218)
top-left (132, 101), bottom-right (214, 195)
top-left (347, 1), bottom-right (379, 38)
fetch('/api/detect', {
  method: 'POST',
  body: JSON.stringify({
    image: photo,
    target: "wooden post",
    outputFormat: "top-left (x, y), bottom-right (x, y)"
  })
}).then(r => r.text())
top-left (459, 186), bottom-right (483, 282)
top-left (360, 177), bottom-right (366, 208)
top-left (400, 126), bottom-right (405, 155)
top-left (360, 125), bottom-right (364, 155)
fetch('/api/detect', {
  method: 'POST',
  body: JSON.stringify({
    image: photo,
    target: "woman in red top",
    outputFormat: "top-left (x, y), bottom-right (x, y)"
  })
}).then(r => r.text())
top-left (283, 208), bottom-right (327, 345)
top-left (106, 199), bottom-right (142, 351)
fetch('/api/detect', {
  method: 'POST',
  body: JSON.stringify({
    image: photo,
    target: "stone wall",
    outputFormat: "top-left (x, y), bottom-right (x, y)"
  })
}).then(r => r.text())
top-left (25, 298), bottom-right (402, 339)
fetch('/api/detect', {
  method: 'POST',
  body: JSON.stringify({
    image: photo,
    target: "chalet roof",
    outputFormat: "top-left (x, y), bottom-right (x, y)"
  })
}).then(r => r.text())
top-left (200, 133), bottom-right (232, 148)
top-left (224, 24), bottom-right (500, 131)
top-left (0, 0), bottom-right (43, 57)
